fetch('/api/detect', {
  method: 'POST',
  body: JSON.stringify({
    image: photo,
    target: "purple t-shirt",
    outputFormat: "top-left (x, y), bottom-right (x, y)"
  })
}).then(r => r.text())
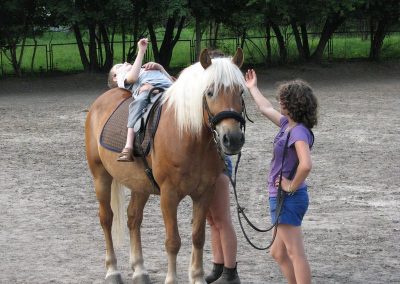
top-left (267, 116), bottom-right (313, 197)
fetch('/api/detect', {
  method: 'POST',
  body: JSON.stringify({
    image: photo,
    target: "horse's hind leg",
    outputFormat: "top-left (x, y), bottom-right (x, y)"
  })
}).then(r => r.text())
top-left (128, 192), bottom-right (151, 284)
top-left (93, 167), bottom-right (123, 284)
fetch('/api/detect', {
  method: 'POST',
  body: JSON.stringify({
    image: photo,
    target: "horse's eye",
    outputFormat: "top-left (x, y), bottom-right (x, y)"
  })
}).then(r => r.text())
top-left (207, 91), bottom-right (213, 97)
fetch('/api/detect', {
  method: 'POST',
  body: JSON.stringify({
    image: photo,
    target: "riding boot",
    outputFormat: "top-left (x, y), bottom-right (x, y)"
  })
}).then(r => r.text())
top-left (213, 264), bottom-right (240, 284)
top-left (205, 262), bottom-right (224, 283)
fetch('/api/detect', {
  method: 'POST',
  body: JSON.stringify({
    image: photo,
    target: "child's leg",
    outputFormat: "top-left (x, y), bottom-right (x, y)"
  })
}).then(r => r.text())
top-left (270, 231), bottom-right (296, 284)
top-left (117, 128), bottom-right (135, 162)
top-left (277, 224), bottom-right (311, 284)
top-left (124, 128), bottom-right (135, 149)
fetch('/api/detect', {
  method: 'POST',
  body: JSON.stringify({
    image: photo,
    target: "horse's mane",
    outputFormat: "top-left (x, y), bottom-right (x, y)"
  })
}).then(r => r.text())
top-left (163, 57), bottom-right (247, 136)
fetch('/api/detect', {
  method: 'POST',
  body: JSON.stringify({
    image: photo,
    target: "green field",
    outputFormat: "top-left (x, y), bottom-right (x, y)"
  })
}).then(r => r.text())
top-left (1, 31), bottom-right (399, 75)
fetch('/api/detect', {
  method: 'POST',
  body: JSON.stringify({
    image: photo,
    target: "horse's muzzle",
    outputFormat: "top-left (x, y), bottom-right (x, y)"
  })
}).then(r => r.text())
top-left (220, 130), bottom-right (245, 155)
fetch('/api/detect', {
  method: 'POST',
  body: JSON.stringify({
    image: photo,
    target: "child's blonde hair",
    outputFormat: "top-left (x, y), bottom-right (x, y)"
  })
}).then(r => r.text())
top-left (107, 65), bottom-right (119, 88)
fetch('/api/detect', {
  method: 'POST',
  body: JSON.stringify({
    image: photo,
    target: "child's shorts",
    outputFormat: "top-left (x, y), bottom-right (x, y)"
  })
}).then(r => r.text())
top-left (269, 186), bottom-right (309, 226)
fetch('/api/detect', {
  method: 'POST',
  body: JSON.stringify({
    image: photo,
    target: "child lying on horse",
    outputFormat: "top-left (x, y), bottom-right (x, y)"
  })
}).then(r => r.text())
top-left (107, 38), bottom-right (174, 162)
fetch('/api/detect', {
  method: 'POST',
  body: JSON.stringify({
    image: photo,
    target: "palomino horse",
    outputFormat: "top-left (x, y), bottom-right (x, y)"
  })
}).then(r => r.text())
top-left (85, 48), bottom-right (247, 284)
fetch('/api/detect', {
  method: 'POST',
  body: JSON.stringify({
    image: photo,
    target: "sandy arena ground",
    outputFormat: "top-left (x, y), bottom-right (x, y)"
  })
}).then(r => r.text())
top-left (0, 61), bottom-right (399, 284)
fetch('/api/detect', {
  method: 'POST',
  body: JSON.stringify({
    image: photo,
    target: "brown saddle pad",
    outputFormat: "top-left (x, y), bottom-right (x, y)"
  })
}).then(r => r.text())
top-left (100, 95), bottom-right (163, 157)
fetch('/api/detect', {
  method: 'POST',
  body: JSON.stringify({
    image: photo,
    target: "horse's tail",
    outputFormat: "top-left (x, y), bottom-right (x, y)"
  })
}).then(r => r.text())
top-left (111, 180), bottom-right (126, 248)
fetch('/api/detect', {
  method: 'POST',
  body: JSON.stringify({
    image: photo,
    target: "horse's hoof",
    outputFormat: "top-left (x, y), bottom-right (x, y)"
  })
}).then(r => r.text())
top-left (105, 272), bottom-right (124, 284)
top-left (132, 273), bottom-right (152, 284)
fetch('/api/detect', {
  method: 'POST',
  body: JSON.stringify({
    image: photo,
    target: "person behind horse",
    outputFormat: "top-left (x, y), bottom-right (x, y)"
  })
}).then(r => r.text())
top-left (245, 69), bottom-right (318, 284)
top-left (205, 49), bottom-right (240, 284)
top-left (107, 38), bottom-right (174, 161)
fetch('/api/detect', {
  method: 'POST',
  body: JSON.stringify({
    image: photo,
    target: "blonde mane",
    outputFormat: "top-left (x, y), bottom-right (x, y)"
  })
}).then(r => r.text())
top-left (163, 57), bottom-right (247, 136)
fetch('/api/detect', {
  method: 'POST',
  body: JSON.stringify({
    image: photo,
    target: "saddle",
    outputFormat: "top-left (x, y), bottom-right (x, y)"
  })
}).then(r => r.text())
top-left (100, 88), bottom-right (164, 157)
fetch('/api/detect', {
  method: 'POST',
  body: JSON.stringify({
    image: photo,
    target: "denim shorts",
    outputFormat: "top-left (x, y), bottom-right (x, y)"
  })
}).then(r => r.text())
top-left (269, 186), bottom-right (309, 226)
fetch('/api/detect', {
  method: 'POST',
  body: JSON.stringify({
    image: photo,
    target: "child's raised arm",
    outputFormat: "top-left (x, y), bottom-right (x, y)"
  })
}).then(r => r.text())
top-left (124, 38), bottom-right (148, 84)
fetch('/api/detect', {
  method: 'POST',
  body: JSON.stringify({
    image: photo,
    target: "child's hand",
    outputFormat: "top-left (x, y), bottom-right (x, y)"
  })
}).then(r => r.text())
top-left (245, 69), bottom-right (257, 89)
top-left (138, 38), bottom-right (148, 53)
top-left (142, 62), bottom-right (163, 71)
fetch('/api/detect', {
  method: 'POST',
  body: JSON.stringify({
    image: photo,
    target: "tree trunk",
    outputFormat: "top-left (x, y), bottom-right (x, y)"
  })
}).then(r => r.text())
top-left (9, 44), bottom-right (22, 76)
top-left (264, 16), bottom-right (271, 65)
top-left (88, 23), bottom-right (99, 72)
top-left (155, 16), bottom-right (186, 68)
top-left (195, 16), bottom-right (202, 61)
top-left (99, 23), bottom-right (113, 71)
top-left (311, 13), bottom-right (345, 62)
top-left (270, 20), bottom-right (287, 63)
top-left (291, 20), bottom-right (305, 60)
top-left (73, 24), bottom-right (90, 71)
top-left (147, 21), bottom-right (159, 62)
top-left (370, 18), bottom-right (388, 61)
top-left (121, 22), bottom-right (126, 62)
top-left (300, 23), bottom-right (310, 59)
top-left (127, 1), bottom-right (140, 62)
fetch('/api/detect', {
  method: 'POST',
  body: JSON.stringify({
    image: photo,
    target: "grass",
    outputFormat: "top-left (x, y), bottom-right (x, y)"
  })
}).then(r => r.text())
top-left (1, 31), bottom-right (399, 75)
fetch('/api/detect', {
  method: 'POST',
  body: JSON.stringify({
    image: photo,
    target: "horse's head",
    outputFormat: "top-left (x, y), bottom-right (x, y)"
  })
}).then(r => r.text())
top-left (200, 48), bottom-right (247, 155)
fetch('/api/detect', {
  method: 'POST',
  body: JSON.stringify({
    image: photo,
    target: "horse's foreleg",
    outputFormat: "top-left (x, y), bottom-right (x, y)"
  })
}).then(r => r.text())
top-left (94, 175), bottom-right (123, 284)
top-left (190, 195), bottom-right (213, 284)
top-left (161, 191), bottom-right (181, 284)
top-left (128, 192), bottom-right (151, 284)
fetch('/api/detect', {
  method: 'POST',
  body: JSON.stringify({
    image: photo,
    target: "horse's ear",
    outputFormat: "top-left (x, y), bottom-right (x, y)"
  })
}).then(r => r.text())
top-left (232, 48), bottom-right (244, 68)
top-left (200, 49), bottom-right (212, 69)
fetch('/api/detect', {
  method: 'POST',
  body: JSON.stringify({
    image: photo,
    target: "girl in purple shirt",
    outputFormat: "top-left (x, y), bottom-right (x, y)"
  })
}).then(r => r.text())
top-left (245, 69), bottom-right (318, 284)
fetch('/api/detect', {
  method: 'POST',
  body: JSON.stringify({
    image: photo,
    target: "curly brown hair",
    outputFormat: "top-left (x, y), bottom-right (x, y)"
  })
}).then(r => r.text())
top-left (276, 79), bottom-right (318, 129)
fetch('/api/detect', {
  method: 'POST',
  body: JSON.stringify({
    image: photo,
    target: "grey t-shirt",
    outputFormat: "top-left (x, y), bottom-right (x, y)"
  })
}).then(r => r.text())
top-left (118, 67), bottom-right (172, 96)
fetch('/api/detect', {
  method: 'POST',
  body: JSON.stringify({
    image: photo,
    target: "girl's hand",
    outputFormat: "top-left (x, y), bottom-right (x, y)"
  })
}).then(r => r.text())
top-left (275, 175), bottom-right (291, 192)
top-left (245, 69), bottom-right (257, 89)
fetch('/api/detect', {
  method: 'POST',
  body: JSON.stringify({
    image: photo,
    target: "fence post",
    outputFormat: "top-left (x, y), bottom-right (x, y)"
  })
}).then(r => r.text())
top-left (45, 44), bottom-right (49, 72)
top-left (328, 37), bottom-right (333, 59)
top-left (49, 44), bottom-right (53, 70)
top-left (0, 49), bottom-right (3, 76)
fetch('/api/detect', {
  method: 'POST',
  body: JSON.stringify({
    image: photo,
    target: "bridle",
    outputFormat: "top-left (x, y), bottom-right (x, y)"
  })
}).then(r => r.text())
top-left (203, 92), bottom-right (252, 160)
top-left (202, 95), bottom-right (247, 132)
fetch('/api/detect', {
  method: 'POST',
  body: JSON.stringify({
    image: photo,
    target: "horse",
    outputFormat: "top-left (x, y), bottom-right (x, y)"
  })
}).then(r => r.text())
top-left (85, 48), bottom-right (247, 284)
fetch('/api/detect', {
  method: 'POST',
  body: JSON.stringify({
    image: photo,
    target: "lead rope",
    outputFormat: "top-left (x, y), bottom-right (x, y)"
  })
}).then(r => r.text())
top-left (218, 132), bottom-right (292, 250)
top-left (205, 95), bottom-right (282, 249)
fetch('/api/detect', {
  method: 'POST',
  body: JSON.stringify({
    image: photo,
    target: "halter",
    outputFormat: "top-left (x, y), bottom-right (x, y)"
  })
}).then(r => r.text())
top-left (202, 95), bottom-right (246, 132)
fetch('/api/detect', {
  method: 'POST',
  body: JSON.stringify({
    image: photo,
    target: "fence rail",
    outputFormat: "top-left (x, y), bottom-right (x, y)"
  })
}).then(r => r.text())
top-left (1, 31), bottom-right (399, 76)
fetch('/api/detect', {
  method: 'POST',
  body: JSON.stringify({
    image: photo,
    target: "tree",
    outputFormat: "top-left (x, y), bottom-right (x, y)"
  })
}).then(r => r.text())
top-left (366, 0), bottom-right (400, 60)
top-left (0, 0), bottom-right (49, 76)
top-left (145, 0), bottom-right (187, 68)
top-left (311, 0), bottom-right (363, 61)
top-left (47, 0), bottom-right (134, 72)
top-left (286, 0), bottom-right (314, 61)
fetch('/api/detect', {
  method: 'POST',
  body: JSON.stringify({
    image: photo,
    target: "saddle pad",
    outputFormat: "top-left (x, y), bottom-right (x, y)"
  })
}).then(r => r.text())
top-left (100, 96), bottom-right (162, 157)
top-left (100, 97), bottom-right (133, 153)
